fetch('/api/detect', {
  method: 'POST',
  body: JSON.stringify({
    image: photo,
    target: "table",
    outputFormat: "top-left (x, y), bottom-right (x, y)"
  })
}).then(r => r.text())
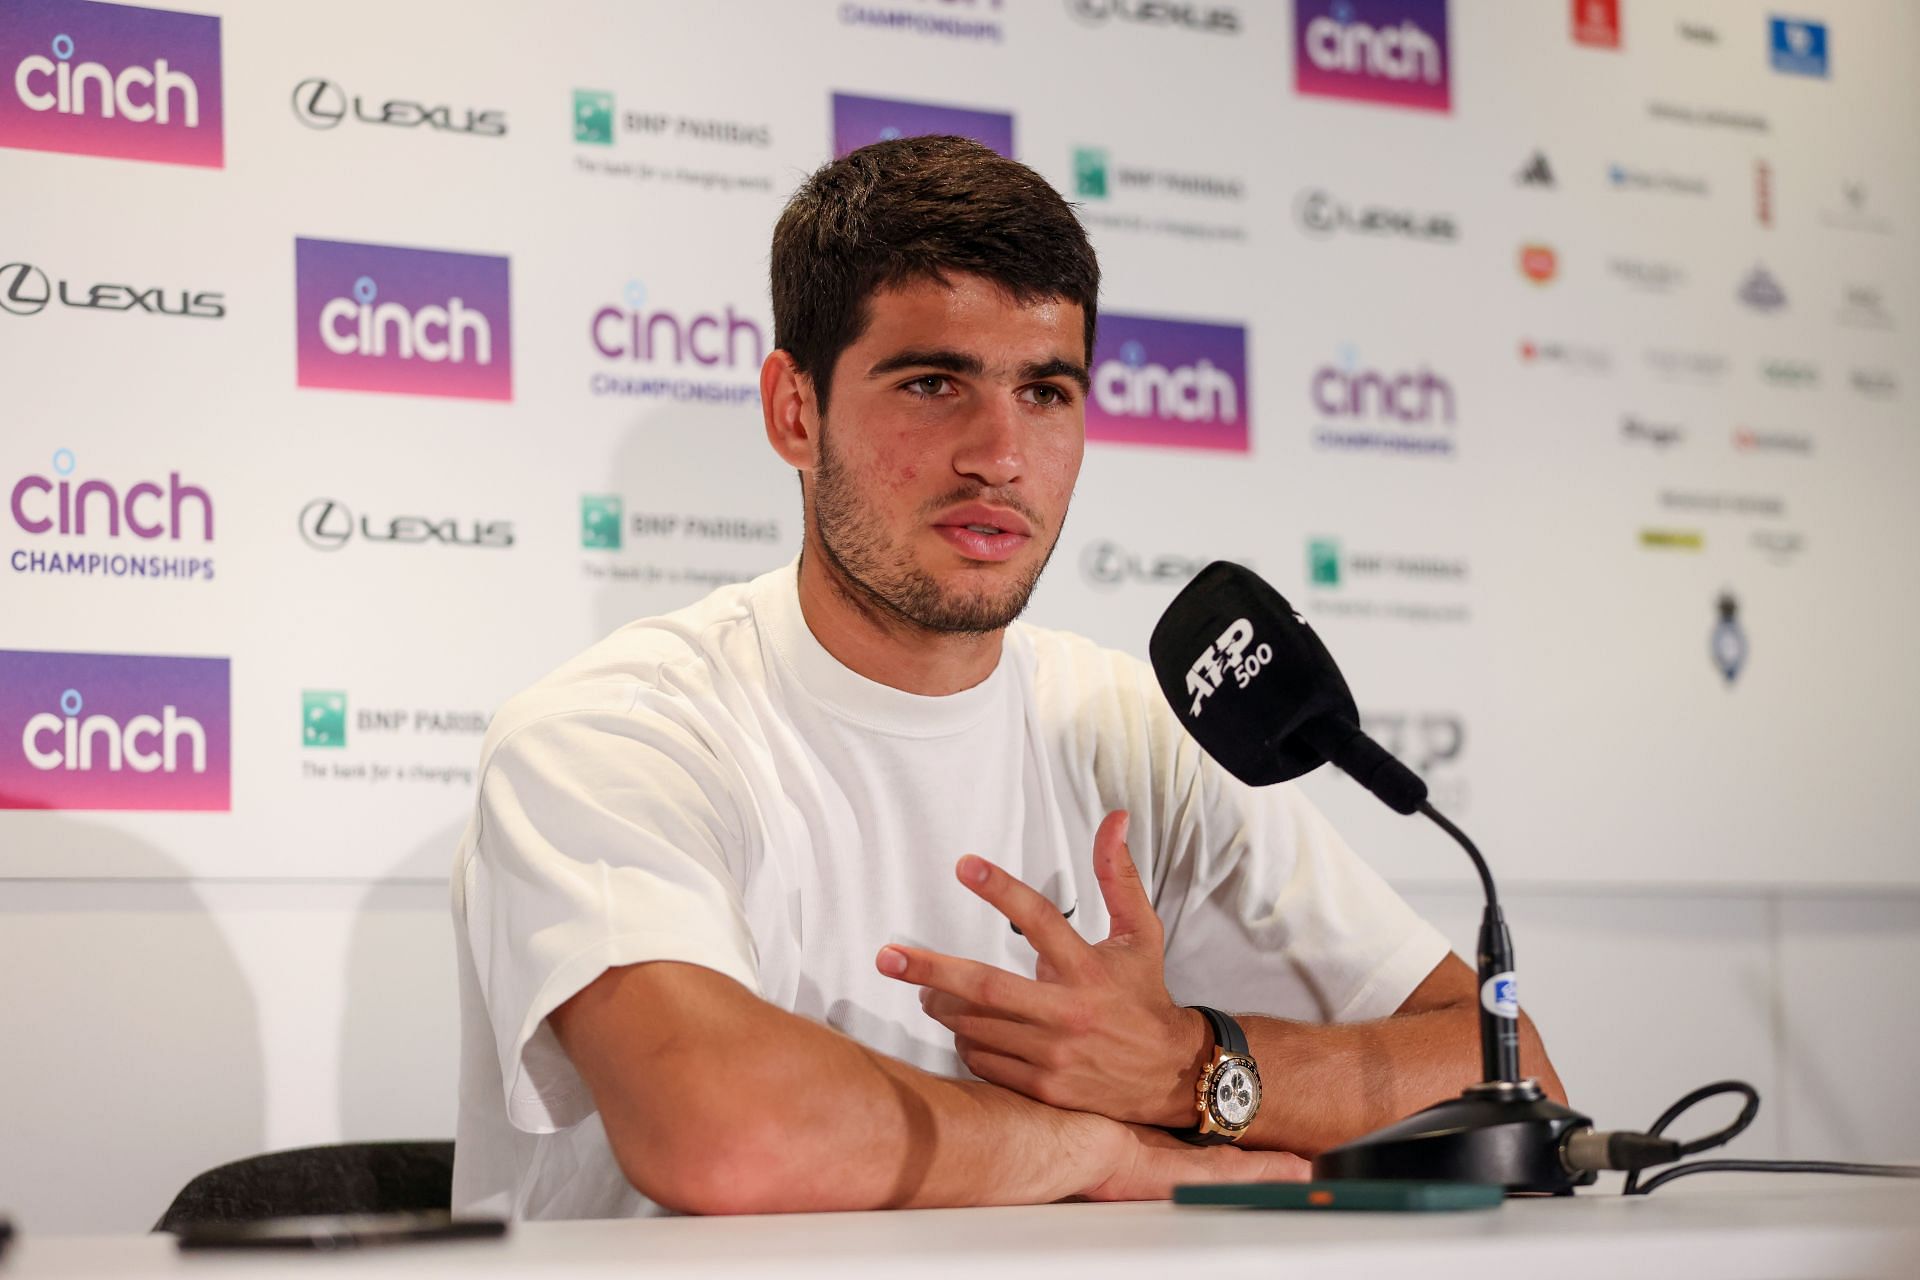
top-left (7, 1178), bottom-right (1919, 1279)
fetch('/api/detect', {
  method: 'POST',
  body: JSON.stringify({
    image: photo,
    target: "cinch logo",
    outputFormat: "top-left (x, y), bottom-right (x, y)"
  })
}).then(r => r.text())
top-left (590, 281), bottom-right (764, 370)
top-left (1310, 346), bottom-right (1456, 456)
top-left (294, 237), bottom-right (512, 402)
top-left (0, 649), bottom-right (229, 811)
top-left (1295, 0), bottom-right (1450, 114)
top-left (10, 448), bottom-right (212, 541)
top-left (1086, 313), bottom-right (1249, 453)
top-left (0, 0), bottom-right (223, 167)
top-left (831, 91), bottom-right (1014, 158)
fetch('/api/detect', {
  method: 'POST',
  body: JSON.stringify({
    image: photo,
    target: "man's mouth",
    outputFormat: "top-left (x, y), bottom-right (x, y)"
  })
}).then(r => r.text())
top-left (932, 504), bottom-right (1035, 563)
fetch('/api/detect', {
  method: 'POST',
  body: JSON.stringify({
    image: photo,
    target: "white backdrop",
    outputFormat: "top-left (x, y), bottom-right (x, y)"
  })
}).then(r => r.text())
top-left (6, 0), bottom-right (1916, 890)
top-left (4, 0), bottom-right (1920, 1236)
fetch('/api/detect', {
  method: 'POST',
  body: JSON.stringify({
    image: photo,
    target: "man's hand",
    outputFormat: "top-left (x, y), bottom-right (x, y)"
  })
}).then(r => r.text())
top-left (1085, 1123), bottom-right (1311, 1201)
top-left (876, 810), bottom-right (1211, 1127)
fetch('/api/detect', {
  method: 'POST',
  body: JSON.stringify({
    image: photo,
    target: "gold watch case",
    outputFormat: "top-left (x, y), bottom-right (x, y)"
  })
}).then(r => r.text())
top-left (1194, 1046), bottom-right (1262, 1140)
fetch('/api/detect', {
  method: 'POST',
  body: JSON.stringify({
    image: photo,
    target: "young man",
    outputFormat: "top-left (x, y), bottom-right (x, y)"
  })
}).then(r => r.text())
top-left (451, 136), bottom-right (1563, 1220)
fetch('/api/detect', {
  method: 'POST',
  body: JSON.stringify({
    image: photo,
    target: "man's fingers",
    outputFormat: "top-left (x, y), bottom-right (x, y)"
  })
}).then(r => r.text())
top-left (1092, 810), bottom-right (1159, 942)
top-left (919, 992), bottom-right (1060, 1065)
top-left (875, 944), bottom-right (1062, 1020)
top-left (954, 854), bottom-right (1094, 978)
top-left (953, 1039), bottom-right (1053, 1104)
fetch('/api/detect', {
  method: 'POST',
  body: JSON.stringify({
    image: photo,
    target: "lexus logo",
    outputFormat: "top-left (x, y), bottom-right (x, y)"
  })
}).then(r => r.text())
top-left (299, 498), bottom-right (354, 549)
top-left (0, 263), bottom-right (52, 316)
top-left (291, 78), bottom-right (349, 130)
top-left (297, 498), bottom-right (516, 551)
top-left (1081, 540), bottom-right (1207, 590)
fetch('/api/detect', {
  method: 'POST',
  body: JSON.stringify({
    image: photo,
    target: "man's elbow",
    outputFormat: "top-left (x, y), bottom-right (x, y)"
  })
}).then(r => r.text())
top-left (604, 1108), bottom-right (802, 1215)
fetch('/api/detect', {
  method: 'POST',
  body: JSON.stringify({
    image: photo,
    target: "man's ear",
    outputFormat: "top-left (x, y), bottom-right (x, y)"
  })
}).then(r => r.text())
top-left (761, 350), bottom-right (820, 471)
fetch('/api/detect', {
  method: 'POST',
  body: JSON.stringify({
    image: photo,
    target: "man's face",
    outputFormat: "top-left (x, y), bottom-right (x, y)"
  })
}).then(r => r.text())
top-left (807, 272), bottom-right (1089, 634)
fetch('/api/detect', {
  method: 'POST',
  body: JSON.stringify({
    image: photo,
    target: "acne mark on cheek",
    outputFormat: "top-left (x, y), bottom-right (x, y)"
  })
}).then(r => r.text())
top-left (897, 465), bottom-right (918, 484)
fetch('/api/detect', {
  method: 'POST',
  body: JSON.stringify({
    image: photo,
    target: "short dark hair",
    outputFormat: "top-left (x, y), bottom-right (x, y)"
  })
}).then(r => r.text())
top-left (770, 135), bottom-right (1100, 413)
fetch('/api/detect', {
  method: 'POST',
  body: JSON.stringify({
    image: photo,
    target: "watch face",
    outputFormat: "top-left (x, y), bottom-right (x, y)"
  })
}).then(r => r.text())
top-left (1210, 1057), bottom-right (1260, 1129)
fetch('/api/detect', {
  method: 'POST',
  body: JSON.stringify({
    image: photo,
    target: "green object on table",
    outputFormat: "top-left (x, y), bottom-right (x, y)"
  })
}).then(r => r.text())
top-left (1174, 1180), bottom-right (1505, 1212)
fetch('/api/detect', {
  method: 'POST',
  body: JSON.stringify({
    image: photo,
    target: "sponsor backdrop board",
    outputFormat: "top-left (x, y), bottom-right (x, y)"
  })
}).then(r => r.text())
top-left (2, 0), bottom-right (1916, 888)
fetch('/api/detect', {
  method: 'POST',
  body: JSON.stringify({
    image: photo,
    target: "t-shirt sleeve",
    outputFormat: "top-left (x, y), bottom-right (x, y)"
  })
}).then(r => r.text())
top-left (459, 695), bottom-right (760, 1134)
top-left (1125, 666), bottom-right (1449, 1024)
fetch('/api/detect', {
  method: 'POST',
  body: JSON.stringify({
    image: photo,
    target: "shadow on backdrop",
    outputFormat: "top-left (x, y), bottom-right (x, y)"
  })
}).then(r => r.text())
top-left (0, 818), bottom-right (265, 1234)
top-left (336, 821), bottom-right (465, 1142)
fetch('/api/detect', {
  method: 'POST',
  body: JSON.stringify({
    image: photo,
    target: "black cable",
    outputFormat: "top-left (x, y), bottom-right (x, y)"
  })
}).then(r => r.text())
top-left (1417, 801), bottom-right (1497, 907)
top-left (1620, 1079), bottom-right (1920, 1195)
top-left (1633, 1160), bottom-right (1920, 1194)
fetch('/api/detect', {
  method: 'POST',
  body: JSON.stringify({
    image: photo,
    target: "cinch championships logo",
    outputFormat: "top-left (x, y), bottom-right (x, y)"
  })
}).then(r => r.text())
top-left (589, 279), bottom-right (765, 404)
top-left (0, 649), bottom-right (229, 811)
top-left (831, 91), bottom-right (1013, 158)
top-left (1086, 313), bottom-right (1249, 452)
top-left (294, 237), bottom-right (512, 402)
top-left (0, 0), bottom-right (223, 167)
top-left (1295, 0), bottom-right (1450, 114)
top-left (1310, 345), bottom-right (1456, 456)
top-left (9, 447), bottom-right (215, 582)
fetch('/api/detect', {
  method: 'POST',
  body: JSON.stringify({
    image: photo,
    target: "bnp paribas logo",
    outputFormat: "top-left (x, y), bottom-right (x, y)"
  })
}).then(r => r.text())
top-left (1073, 147), bottom-right (1108, 199)
top-left (303, 690), bottom-right (346, 748)
top-left (581, 494), bottom-right (623, 549)
top-left (573, 89), bottom-right (614, 145)
top-left (1308, 537), bottom-right (1342, 586)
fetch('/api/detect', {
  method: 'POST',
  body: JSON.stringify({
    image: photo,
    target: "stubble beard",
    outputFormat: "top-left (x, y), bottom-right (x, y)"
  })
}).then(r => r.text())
top-left (809, 419), bottom-right (1060, 637)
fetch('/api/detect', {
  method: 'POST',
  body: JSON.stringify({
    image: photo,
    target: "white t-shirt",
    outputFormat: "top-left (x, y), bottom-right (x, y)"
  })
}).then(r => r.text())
top-left (451, 560), bottom-right (1449, 1220)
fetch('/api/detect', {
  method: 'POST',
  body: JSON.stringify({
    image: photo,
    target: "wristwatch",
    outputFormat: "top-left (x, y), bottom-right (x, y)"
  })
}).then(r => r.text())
top-left (1173, 1005), bottom-right (1262, 1145)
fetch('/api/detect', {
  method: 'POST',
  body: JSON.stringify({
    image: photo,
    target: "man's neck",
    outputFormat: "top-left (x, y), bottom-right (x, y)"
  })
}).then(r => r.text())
top-left (793, 540), bottom-right (1005, 698)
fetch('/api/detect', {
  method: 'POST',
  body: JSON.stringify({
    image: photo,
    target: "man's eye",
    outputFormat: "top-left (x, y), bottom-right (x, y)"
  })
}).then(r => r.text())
top-left (905, 375), bottom-right (951, 396)
top-left (1026, 384), bottom-right (1073, 406)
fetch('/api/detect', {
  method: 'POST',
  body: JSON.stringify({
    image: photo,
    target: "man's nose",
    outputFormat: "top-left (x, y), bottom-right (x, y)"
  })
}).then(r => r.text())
top-left (951, 395), bottom-right (1025, 489)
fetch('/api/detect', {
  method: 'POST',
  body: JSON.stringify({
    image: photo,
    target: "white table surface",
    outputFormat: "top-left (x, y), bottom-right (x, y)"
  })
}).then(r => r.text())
top-left (7, 1178), bottom-right (1919, 1280)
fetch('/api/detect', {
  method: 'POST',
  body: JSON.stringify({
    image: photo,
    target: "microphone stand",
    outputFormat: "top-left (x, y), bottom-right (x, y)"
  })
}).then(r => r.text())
top-left (1310, 802), bottom-right (1595, 1195)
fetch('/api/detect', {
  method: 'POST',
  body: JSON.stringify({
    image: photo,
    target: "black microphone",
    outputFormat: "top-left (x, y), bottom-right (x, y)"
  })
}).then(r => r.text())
top-left (1149, 562), bottom-right (1592, 1193)
top-left (1146, 560), bottom-right (1426, 813)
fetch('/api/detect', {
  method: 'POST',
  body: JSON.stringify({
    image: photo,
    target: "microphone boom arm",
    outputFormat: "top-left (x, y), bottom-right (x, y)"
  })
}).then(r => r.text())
top-left (1418, 802), bottom-right (1520, 1085)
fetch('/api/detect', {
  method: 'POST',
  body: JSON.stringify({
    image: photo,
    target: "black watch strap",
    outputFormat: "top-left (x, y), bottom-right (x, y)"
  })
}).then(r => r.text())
top-left (1171, 1005), bottom-right (1248, 1146)
top-left (1191, 1005), bottom-right (1248, 1057)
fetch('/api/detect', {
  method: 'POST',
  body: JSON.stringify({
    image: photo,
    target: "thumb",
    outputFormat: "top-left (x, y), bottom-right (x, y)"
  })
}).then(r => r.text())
top-left (1093, 810), bottom-right (1158, 943)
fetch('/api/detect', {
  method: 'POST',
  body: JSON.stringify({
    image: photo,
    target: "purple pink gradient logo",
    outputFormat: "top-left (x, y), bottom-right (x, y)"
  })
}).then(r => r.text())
top-left (831, 92), bottom-right (1013, 158)
top-left (1087, 314), bottom-right (1249, 452)
top-left (294, 237), bottom-right (512, 402)
top-left (1295, 0), bottom-right (1451, 114)
top-left (0, 0), bottom-right (223, 167)
top-left (0, 649), bottom-right (230, 811)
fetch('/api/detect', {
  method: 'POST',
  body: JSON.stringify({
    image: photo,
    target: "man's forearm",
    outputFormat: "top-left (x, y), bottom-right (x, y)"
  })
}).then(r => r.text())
top-left (1225, 1006), bottom-right (1561, 1156)
top-left (711, 1017), bottom-right (1119, 1212)
top-left (554, 961), bottom-right (1118, 1213)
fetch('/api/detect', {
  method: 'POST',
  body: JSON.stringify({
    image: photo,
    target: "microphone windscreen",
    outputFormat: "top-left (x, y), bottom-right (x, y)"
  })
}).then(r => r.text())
top-left (1148, 561), bottom-right (1360, 786)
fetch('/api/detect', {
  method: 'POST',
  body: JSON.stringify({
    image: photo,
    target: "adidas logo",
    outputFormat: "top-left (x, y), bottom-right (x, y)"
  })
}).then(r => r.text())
top-left (1517, 151), bottom-right (1556, 188)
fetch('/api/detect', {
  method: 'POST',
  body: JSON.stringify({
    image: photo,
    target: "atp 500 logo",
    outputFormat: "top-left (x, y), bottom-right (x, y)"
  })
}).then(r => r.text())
top-left (294, 237), bottom-right (512, 401)
top-left (1184, 617), bottom-right (1273, 718)
top-left (0, 649), bottom-right (230, 811)
top-left (1, 0), bottom-right (224, 167)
